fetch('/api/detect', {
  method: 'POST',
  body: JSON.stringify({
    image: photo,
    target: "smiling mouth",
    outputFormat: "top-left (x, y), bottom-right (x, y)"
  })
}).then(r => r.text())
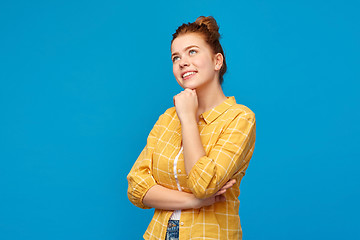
top-left (182, 71), bottom-right (196, 80)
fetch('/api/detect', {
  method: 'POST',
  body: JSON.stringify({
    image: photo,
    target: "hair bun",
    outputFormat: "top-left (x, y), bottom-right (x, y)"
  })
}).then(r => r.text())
top-left (195, 16), bottom-right (220, 40)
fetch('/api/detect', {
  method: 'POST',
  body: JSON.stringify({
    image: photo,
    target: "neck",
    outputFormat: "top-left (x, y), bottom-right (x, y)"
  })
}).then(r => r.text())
top-left (195, 80), bottom-right (227, 117)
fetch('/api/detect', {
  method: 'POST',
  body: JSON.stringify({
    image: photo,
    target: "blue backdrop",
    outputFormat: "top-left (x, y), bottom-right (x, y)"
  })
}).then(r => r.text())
top-left (1, 0), bottom-right (359, 239)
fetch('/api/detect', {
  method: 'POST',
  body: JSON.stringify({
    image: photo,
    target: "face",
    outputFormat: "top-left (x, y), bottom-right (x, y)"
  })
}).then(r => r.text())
top-left (171, 33), bottom-right (222, 90)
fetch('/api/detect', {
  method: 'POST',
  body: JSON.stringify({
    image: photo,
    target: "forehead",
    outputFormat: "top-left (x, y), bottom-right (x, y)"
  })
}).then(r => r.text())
top-left (171, 33), bottom-right (208, 53)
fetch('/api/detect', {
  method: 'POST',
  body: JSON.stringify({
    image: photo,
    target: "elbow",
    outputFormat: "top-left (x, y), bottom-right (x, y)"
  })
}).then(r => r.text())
top-left (186, 157), bottom-right (222, 199)
top-left (127, 187), bottom-right (152, 209)
top-left (127, 190), bottom-right (140, 207)
top-left (186, 175), bottom-right (217, 199)
top-left (127, 174), bottom-right (154, 209)
top-left (127, 182), bottom-right (142, 208)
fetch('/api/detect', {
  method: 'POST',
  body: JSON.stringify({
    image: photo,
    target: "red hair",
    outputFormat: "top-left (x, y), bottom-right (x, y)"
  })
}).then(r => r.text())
top-left (171, 16), bottom-right (227, 85)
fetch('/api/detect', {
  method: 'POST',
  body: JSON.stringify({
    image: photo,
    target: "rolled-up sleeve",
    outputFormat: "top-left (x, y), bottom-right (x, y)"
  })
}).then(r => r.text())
top-left (127, 114), bottom-right (163, 209)
top-left (187, 112), bottom-right (256, 199)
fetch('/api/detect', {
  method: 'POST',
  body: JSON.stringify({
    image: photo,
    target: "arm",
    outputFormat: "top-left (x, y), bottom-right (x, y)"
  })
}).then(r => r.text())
top-left (143, 185), bottom-right (220, 210)
top-left (186, 113), bottom-right (256, 199)
top-left (127, 110), bottom-right (235, 210)
top-left (172, 88), bottom-right (206, 175)
top-left (127, 114), bottom-right (163, 209)
top-left (143, 185), bottom-right (196, 210)
top-left (180, 117), bottom-right (206, 174)
top-left (173, 89), bottom-right (253, 199)
top-left (143, 180), bottom-right (235, 210)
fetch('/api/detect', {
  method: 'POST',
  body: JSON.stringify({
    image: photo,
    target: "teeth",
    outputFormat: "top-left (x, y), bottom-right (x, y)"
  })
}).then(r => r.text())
top-left (182, 72), bottom-right (196, 78)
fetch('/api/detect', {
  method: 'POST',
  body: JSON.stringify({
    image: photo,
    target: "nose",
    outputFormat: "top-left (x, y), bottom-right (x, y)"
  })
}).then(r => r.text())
top-left (179, 57), bottom-right (190, 68)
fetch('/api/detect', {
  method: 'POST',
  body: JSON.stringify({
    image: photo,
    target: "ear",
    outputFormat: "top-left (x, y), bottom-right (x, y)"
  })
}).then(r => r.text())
top-left (214, 53), bottom-right (224, 71)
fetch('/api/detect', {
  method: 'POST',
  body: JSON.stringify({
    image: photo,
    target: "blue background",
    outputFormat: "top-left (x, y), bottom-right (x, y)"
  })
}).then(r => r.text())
top-left (1, 0), bottom-right (359, 239)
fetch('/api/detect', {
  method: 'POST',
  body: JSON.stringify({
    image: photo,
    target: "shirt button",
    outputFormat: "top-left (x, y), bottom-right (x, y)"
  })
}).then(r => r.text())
top-left (178, 169), bottom-right (181, 173)
top-left (148, 170), bottom-right (151, 174)
top-left (180, 222), bottom-right (184, 226)
top-left (181, 187), bottom-right (184, 190)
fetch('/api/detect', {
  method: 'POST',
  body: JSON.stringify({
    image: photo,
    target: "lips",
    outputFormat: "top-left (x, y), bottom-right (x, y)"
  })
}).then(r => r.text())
top-left (182, 71), bottom-right (197, 80)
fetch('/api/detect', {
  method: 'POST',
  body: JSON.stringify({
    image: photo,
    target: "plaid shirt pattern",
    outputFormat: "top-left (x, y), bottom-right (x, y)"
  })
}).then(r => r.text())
top-left (127, 96), bottom-right (256, 239)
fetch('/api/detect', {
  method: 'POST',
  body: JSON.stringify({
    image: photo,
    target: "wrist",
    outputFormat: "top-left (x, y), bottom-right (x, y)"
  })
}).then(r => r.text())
top-left (179, 115), bottom-right (197, 125)
top-left (188, 195), bottom-right (201, 209)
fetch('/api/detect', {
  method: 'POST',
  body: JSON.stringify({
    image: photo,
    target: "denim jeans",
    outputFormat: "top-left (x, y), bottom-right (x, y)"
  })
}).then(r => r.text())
top-left (165, 220), bottom-right (179, 240)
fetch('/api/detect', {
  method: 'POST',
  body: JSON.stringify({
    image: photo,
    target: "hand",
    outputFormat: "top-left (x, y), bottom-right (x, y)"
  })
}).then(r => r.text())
top-left (192, 179), bottom-right (236, 209)
top-left (214, 179), bottom-right (236, 196)
top-left (192, 194), bottom-right (226, 209)
top-left (173, 88), bottom-right (198, 123)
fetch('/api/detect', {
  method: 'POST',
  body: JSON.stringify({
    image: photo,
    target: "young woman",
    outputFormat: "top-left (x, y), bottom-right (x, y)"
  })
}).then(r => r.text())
top-left (127, 16), bottom-right (256, 240)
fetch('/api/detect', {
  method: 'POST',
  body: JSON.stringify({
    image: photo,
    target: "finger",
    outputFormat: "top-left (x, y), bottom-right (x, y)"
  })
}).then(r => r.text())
top-left (222, 183), bottom-right (231, 189)
top-left (174, 95), bottom-right (180, 105)
top-left (184, 88), bottom-right (196, 95)
top-left (223, 179), bottom-right (236, 189)
top-left (214, 189), bottom-right (226, 196)
top-left (222, 181), bottom-right (234, 190)
top-left (227, 179), bottom-right (236, 185)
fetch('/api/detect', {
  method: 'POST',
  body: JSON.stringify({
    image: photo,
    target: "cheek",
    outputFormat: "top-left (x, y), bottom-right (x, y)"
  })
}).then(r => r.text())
top-left (173, 66), bottom-right (182, 84)
top-left (173, 64), bottom-right (179, 75)
top-left (194, 56), bottom-right (211, 69)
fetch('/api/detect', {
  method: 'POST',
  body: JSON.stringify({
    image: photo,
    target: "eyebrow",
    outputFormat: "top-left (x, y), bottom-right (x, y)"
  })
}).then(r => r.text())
top-left (171, 45), bottom-right (199, 58)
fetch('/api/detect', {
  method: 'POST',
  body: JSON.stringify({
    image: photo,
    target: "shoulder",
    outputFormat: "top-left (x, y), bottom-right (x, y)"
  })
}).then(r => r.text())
top-left (154, 106), bottom-right (178, 126)
top-left (163, 106), bottom-right (177, 118)
top-left (227, 103), bottom-right (256, 122)
top-left (222, 103), bottom-right (256, 134)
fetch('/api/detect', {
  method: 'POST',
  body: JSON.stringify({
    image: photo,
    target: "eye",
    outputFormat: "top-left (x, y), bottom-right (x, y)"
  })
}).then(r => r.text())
top-left (189, 49), bottom-right (197, 55)
top-left (172, 56), bottom-right (180, 62)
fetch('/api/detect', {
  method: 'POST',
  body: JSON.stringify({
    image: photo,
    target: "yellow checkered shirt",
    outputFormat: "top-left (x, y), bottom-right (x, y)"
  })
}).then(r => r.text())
top-left (127, 96), bottom-right (256, 239)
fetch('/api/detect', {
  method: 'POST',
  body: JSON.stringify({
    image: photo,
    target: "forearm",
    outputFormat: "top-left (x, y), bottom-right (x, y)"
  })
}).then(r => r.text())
top-left (143, 184), bottom-right (198, 210)
top-left (180, 118), bottom-right (206, 174)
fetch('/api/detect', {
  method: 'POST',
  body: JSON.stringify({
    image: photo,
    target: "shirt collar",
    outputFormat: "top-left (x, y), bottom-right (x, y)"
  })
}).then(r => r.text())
top-left (200, 96), bottom-right (236, 124)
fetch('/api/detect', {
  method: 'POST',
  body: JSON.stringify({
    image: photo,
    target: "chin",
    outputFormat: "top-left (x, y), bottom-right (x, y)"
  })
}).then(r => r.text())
top-left (182, 83), bottom-right (197, 90)
top-left (181, 81), bottom-right (196, 88)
